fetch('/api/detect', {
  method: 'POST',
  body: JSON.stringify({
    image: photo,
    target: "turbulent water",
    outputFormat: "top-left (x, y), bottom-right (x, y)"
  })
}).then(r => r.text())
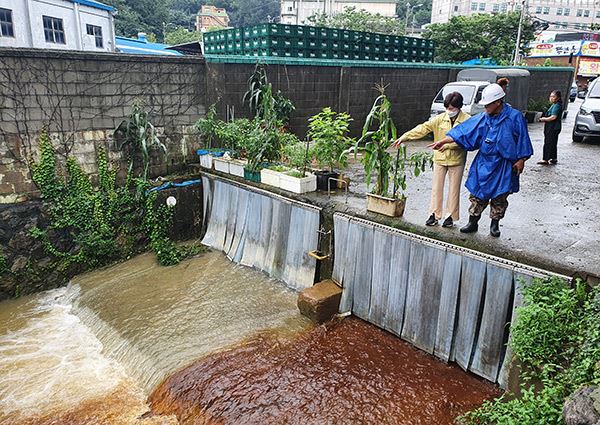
top-left (0, 251), bottom-right (311, 424)
top-left (0, 250), bottom-right (501, 425)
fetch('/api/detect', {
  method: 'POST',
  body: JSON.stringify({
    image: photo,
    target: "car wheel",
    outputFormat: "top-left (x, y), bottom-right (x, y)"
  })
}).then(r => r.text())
top-left (572, 131), bottom-right (584, 143)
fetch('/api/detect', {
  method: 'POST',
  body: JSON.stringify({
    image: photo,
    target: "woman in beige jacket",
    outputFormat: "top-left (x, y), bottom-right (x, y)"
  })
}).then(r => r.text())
top-left (393, 92), bottom-right (470, 227)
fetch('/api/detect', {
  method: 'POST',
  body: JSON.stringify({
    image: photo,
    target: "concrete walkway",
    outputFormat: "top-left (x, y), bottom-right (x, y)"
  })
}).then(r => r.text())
top-left (305, 98), bottom-right (600, 280)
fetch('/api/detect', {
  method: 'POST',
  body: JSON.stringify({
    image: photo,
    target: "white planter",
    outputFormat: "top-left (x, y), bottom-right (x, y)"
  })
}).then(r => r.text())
top-left (228, 159), bottom-right (247, 177)
top-left (260, 169), bottom-right (284, 188)
top-left (199, 154), bottom-right (213, 169)
top-left (279, 172), bottom-right (317, 194)
top-left (213, 157), bottom-right (230, 173)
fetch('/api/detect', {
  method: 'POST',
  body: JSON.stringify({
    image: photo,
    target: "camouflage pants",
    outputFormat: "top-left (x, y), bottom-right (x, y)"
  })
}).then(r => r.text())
top-left (468, 193), bottom-right (509, 220)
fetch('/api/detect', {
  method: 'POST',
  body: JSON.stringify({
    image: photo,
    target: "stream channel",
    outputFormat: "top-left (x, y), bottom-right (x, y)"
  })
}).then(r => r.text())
top-left (0, 250), bottom-right (500, 425)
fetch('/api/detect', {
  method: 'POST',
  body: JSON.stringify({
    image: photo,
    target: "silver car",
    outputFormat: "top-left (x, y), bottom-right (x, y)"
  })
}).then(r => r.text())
top-left (573, 79), bottom-right (600, 142)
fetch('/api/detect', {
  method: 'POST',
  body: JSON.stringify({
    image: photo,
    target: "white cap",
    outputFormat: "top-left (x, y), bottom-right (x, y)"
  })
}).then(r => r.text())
top-left (479, 83), bottom-right (506, 106)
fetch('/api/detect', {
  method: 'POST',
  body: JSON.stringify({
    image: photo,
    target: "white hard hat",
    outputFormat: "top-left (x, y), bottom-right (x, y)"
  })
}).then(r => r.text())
top-left (479, 83), bottom-right (506, 106)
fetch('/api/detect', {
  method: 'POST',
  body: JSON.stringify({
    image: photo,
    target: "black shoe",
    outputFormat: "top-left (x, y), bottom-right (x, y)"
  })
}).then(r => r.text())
top-left (442, 216), bottom-right (454, 228)
top-left (460, 215), bottom-right (480, 233)
top-left (490, 219), bottom-right (501, 237)
top-left (425, 214), bottom-right (438, 226)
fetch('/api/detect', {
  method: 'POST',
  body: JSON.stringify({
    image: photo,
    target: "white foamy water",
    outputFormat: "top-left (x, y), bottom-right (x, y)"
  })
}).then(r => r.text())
top-left (0, 285), bottom-right (133, 422)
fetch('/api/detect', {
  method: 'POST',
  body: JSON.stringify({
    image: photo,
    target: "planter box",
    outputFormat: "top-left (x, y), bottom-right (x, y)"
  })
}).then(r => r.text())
top-left (229, 159), bottom-right (247, 177)
top-left (244, 168), bottom-right (261, 183)
top-left (199, 153), bottom-right (213, 169)
top-left (366, 193), bottom-right (406, 217)
top-left (315, 171), bottom-right (339, 191)
top-left (524, 111), bottom-right (543, 124)
top-left (213, 157), bottom-right (230, 173)
top-left (260, 168), bottom-right (285, 188)
top-left (279, 172), bottom-right (317, 194)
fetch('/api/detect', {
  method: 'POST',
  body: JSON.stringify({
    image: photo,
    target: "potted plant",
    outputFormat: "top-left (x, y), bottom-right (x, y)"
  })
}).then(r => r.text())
top-left (214, 118), bottom-right (252, 176)
top-left (308, 107), bottom-right (353, 191)
top-left (195, 104), bottom-right (224, 169)
top-left (356, 84), bottom-right (432, 217)
top-left (279, 140), bottom-right (316, 194)
top-left (525, 98), bottom-right (551, 123)
top-left (260, 164), bottom-right (288, 188)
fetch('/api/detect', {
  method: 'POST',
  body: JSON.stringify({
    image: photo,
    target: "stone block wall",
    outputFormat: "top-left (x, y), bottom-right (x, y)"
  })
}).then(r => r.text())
top-left (0, 48), bottom-right (207, 203)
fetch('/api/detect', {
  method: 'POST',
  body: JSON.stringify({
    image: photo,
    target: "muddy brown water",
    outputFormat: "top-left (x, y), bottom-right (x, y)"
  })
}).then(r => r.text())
top-left (0, 250), bottom-right (500, 425)
top-left (150, 317), bottom-right (501, 425)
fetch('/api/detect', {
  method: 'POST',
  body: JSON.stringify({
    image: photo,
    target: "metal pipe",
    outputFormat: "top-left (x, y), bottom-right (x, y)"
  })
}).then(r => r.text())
top-left (327, 177), bottom-right (349, 203)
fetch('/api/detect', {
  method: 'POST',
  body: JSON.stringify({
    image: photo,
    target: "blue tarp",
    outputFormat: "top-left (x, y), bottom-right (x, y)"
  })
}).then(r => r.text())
top-left (147, 179), bottom-right (202, 193)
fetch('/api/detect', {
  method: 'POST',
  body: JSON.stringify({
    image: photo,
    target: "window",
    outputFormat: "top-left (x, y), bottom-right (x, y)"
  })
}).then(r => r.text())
top-left (287, 6), bottom-right (293, 11)
top-left (0, 8), bottom-right (13, 37)
top-left (597, 10), bottom-right (600, 18)
top-left (577, 9), bottom-right (583, 17)
top-left (43, 16), bottom-right (65, 44)
top-left (86, 24), bottom-right (103, 48)
top-left (536, 6), bottom-right (542, 13)
top-left (471, 2), bottom-right (477, 11)
top-left (584, 9), bottom-right (590, 17)
top-left (479, 2), bottom-right (485, 11)
top-left (564, 8), bottom-right (570, 15)
top-left (500, 3), bottom-right (507, 12)
top-left (543, 7), bottom-right (549, 14)
top-left (493, 3), bottom-right (499, 12)
top-left (454, 5), bottom-right (459, 11)
top-left (557, 7), bottom-right (563, 15)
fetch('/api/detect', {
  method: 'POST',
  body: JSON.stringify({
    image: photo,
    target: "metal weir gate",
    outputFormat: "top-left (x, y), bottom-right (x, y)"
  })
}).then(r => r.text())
top-left (200, 176), bottom-right (563, 387)
top-left (332, 213), bottom-right (564, 388)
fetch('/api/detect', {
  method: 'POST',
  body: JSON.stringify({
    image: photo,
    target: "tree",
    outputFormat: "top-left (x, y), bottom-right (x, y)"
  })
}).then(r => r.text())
top-left (423, 12), bottom-right (535, 63)
top-left (307, 6), bottom-right (405, 35)
top-left (164, 26), bottom-right (202, 45)
top-left (396, 0), bottom-right (432, 28)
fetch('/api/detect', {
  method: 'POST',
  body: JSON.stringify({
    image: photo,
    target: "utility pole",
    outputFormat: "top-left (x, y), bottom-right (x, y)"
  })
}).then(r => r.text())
top-left (513, 0), bottom-right (527, 66)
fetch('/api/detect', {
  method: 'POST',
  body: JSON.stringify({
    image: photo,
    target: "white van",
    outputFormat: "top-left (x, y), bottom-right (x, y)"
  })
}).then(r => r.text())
top-left (430, 81), bottom-right (489, 119)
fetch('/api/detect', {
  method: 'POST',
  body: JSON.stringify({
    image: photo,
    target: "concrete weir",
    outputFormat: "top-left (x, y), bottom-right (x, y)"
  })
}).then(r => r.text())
top-left (332, 213), bottom-right (568, 388)
top-left (200, 175), bottom-right (321, 291)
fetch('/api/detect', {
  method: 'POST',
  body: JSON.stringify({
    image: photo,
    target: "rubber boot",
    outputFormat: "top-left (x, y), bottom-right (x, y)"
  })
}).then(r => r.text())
top-left (490, 219), bottom-right (501, 238)
top-left (460, 215), bottom-right (480, 233)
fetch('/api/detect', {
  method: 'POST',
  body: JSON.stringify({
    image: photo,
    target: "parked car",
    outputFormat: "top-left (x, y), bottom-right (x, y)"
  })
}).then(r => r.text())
top-left (430, 81), bottom-right (489, 118)
top-left (573, 79), bottom-right (600, 142)
top-left (570, 83), bottom-right (578, 102)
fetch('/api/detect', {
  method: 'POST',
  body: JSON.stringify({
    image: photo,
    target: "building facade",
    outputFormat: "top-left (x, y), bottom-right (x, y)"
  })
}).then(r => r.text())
top-left (196, 5), bottom-right (230, 32)
top-left (0, 0), bottom-right (115, 52)
top-left (431, 0), bottom-right (600, 30)
top-left (280, 0), bottom-right (397, 25)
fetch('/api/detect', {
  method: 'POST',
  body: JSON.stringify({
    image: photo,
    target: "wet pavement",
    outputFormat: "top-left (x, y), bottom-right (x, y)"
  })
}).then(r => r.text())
top-left (302, 98), bottom-right (600, 279)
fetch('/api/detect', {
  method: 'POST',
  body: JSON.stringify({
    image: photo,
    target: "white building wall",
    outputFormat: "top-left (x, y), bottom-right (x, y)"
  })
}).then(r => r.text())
top-left (432, 0), bottom-right (600, 29)
top-left (0, 0), bottom-right (114, 52)
top-left (281, 0), bottom-right (396, 25)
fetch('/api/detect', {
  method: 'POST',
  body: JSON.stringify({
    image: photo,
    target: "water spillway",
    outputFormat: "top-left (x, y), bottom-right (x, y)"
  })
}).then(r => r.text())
top-left (201, 175), bottom-right (321, 291)
top-left (332, 213), bottom-right (563, 387)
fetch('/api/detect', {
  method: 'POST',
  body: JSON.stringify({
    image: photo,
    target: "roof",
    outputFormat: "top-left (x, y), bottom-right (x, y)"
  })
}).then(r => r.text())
top-left (66, 0), bottom-right (114, 12)
top-left (165, 41), bottom-right (204, 55)
top-left (115, 36), bottom-right (183, 56)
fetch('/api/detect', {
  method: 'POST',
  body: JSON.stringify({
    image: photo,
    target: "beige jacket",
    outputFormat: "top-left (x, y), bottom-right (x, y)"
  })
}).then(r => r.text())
top-left (399, 111), bottom-right (470, 167)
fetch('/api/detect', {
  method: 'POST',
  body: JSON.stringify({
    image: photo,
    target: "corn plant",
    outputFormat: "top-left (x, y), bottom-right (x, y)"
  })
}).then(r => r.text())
top-left (115, 103), bottom-right (166, 181)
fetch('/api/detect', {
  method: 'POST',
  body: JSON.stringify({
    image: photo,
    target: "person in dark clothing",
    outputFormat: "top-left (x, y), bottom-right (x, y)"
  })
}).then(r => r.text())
top-left (538, 90), bottom-right (563, 165)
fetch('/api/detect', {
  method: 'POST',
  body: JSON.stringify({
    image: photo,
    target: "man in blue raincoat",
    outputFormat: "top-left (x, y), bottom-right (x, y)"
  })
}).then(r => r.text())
top-left (429, 83), bottom-right (533, 238)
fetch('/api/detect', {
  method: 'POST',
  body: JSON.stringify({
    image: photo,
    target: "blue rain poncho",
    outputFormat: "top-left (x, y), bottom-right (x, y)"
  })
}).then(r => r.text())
top-left (446, 103), bottom-right (533, 200)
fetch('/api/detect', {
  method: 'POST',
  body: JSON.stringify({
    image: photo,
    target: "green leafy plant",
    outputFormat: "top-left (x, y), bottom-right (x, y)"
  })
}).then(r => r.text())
top-left (527, 98), bottom-right (552, 113)
top-left (195, 103), bottom-right (220, 150)
top-left (308, 107), bottom-right (353, 172)
top-left (30, 129), bottom-right (194, 271)
top-left (459, 277), bottom-right (600, 425)
top-left (115, 103), bottom-right (167, 181)
top-left (0, 248), bottom-right (7, 275)
top-left (282, 141), bottom-right (310, 176)
top-left (242, 63), bottom-right (295, 124)
top-left (215, 118), bottom-right (253, 154)
top-left (355, 85), bottom-right (432, 198)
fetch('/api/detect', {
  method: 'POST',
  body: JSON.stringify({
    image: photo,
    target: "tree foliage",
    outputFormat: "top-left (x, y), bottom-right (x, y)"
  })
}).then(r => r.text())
top-left (423, 12), bottom-right (535, 63)
top-left (396, 0), bottom-right (432, 28)
top-left (164, 26), bottom-right (202, 45)
top-left (308, 6), bottom-right (405, 35)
